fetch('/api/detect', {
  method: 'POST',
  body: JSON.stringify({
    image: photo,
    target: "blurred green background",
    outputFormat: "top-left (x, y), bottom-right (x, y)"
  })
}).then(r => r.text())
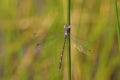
top-left (0, 0), bottom-right (120, 80)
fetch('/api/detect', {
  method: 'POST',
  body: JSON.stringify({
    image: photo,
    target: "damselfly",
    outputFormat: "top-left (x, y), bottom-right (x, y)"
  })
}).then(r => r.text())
top-left (34, 25), bottom-right (91, 71)
top-left (58, 25), bottom-right (90, 71)
top-left (58, 24), bottom-right (70, 71)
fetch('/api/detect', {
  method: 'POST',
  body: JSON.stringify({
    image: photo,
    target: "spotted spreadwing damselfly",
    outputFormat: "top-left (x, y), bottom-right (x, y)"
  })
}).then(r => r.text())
top-left (34, 25), bottom-right (91, 71)
top-left (57, 25), bottom-right (91, 71)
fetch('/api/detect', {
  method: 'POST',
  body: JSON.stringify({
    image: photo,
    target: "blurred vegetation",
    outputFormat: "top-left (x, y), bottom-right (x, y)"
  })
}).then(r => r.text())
top-left (0, 0), bottom-right (120, 80)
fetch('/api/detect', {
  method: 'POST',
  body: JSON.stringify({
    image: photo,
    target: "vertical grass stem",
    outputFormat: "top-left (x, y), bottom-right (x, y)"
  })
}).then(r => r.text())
top-left (114, 0), bottom-right (120, 52)
top-left (67, 0), bottom-right (71, 80)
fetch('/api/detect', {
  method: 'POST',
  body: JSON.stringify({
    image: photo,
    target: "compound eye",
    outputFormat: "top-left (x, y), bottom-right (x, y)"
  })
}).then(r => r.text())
top-left (65, 32), bottom-right (67, 36)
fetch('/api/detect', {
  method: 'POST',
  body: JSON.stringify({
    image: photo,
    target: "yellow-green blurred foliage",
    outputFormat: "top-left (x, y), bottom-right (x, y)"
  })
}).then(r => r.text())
top-left (0, 0), bottom-right (120, 80)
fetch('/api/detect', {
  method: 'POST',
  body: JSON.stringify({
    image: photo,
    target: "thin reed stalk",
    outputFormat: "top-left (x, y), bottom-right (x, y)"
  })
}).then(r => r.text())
top-left (114, 0), bottom-right (120, 52)
top-left (67, 0), bottom-right (71, 80)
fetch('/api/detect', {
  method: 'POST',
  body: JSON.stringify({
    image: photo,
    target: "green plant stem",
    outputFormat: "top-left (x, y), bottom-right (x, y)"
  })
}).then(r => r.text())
top-left (114, 0), bottom-right (120, 52)
top-left (67, 0), bottom-right (71, 80)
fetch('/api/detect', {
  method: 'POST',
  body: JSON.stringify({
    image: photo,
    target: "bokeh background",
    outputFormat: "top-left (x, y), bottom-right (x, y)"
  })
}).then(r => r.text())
top-left (0, 0), bottom-right (120, 80)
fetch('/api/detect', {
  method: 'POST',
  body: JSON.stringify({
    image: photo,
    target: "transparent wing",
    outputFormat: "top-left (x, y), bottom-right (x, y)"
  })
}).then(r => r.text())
top-left (34, 32), bottom-right (91, 55)
top-left (31, 31), bottom-right (61, 55)
top-left (70, 35), bottom-right (91, 55)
